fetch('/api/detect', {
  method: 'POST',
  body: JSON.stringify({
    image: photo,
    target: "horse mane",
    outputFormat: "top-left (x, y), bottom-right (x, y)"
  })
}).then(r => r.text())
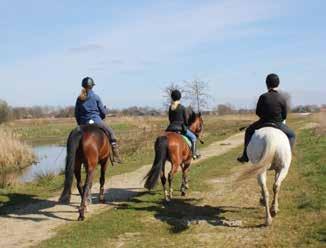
top-left (187, 110), bottom-right (198, 126)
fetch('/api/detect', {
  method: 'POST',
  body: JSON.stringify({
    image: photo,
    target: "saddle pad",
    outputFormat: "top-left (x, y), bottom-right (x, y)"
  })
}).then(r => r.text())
top-left (182, 135), bottom-right (192, 148)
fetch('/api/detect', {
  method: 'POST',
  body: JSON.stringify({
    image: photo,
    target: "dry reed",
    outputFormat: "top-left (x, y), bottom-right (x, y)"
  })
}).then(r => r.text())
top-left (0, 128), bottom-right (36, 171)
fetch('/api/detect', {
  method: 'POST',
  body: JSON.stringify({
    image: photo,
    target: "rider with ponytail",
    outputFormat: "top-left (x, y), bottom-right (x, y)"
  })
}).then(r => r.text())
top-left (75, 77), bottom-right (122, 163)
top-left (166, 90), bottom-right (200, 159)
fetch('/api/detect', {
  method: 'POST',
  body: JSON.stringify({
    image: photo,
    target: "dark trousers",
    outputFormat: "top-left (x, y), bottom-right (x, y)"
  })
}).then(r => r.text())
top-left (242, 120), bottom-right (296, 159)
top-left (97, 122), bottom-right (117, 143)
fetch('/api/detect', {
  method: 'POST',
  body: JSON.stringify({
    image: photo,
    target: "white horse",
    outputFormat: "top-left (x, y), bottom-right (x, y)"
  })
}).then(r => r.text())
top-left (239, 127), bottom-right (292, 226)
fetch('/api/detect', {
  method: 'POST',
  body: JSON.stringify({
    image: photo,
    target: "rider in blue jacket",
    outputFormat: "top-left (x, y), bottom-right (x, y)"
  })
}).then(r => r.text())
top-left (75, 77), bottom-right (122, 163)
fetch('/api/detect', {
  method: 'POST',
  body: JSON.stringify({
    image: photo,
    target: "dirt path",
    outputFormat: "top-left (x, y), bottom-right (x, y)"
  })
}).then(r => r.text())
top-left (0, 132), bottom-right (244, 248)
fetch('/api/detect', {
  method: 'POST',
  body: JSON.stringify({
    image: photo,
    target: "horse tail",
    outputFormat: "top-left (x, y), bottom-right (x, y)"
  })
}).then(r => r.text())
top-left (144, 136), bottom-right (168, 190)
top-left (237, 135), bottom-right (276, 182)
top-left (59, 127), bottom-right (83, 204)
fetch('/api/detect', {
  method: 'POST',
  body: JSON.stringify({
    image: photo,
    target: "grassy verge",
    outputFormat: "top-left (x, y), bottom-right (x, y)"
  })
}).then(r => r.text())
top-left (38, 126), bottom-right (324, 248)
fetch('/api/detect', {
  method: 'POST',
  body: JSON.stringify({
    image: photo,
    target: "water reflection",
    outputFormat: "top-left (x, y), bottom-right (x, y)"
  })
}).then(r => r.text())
top-left (0, 145), bottom-right (66, 187)
top-left (20, 145), bottom-right (66, 183)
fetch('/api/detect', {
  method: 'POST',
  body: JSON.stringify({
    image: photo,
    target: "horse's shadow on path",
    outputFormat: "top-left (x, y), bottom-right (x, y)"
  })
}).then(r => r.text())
top-left (113, 193), bottom-right (260, 233)
top-left (1, 190), bottom-right (264, 229)
top-left (0, 188), bottom-right (142, 222)
top-left (0, 193), bottom-right (71, 222)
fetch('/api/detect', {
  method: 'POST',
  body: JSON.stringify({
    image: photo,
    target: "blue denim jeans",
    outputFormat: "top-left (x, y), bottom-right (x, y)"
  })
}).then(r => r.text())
top-left (185, 129), bottom-right (197, 143)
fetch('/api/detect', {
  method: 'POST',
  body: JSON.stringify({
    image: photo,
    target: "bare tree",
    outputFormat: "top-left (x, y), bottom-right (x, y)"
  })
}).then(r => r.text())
top-left (183, 79), bottom-right (211, 112)
top-left (162, 82), bottom-right (185, 109)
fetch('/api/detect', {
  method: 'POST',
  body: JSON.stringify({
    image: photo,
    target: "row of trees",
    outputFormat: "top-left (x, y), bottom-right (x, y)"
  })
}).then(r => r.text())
top-left (0, 101), bottom-right (76, 124)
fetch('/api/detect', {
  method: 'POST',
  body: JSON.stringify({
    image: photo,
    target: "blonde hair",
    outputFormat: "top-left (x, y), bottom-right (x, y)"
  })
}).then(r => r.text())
top-left (170, 100), bottom-right (180, 111)
top-left (78, 88), bottom-right (88, 101)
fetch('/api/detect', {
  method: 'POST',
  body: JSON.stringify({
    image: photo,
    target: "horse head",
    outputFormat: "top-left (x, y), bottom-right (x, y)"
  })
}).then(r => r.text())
top-left (188, 112), bottom-right (204, 142)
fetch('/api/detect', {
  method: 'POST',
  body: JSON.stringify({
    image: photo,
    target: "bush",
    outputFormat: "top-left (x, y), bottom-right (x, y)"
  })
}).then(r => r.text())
top-left (0, 100), bottom-right (11, 124)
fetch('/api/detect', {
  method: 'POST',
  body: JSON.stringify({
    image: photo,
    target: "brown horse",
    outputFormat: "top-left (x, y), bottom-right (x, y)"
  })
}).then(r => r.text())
top-left (144, 112), bottom-right (204, 202)
top-left (59, 124), bottom-right (112, 221)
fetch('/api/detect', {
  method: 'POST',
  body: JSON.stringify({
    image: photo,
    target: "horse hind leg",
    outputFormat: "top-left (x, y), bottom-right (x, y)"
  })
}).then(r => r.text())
top-left (74, 159), bottom-right (83, 198)
top-left (78, 166), bottom-right (95, 221)
top-left (168, 165), bottom-right (179, 201)
top-left (99, 160), bottom-right (108, 204)
top-left (160, 164), bottom-right (169, 202)
top-left (271, 166), bottom-right (290, 217)
top-left (257, 171), bottom-right (272, 226)
top-left (181, 162), bottom-right (191, 197)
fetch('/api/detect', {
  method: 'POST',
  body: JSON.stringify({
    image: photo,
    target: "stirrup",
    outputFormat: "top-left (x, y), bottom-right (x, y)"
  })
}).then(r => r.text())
top-left (192, 153), bottom-right (201, 160)
top-left (237, 156), bottom-right (249, 164)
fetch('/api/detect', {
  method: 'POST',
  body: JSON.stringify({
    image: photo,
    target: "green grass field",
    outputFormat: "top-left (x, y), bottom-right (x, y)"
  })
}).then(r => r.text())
top-left (36, 120), bottom-right (325, 248)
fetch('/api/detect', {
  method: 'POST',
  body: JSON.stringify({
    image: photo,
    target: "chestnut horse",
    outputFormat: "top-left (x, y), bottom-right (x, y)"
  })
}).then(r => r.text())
top-left (59, 124), bottom-right (112, 221)
top-left (144, 112), bottom-right (204, 202)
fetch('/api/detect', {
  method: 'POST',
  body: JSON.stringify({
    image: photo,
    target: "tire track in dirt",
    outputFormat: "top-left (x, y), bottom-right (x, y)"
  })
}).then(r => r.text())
top-left (0, 132), bottom-right (244, 248)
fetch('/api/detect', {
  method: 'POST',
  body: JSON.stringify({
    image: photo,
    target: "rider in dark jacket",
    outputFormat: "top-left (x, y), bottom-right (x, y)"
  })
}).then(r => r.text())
top-left (75, 77), bottom-right (122, 163)
top-left (237, 73), bottom-right (296, 163)
top-left (166, 90), bottom-right (200, 159)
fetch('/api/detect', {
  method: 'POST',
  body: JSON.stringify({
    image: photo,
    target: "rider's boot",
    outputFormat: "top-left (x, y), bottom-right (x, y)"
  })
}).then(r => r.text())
top-left (237, 147), bottom-right (249, 163)
top-left (192, 142), bottom-right (201, 160)
top-left (111, 142), bottom-right (123, 164)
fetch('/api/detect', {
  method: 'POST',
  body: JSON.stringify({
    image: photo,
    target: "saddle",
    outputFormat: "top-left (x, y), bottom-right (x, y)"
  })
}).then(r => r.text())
top-left (257, 122), bottom-right (281, 130)
top-left (166, 130), bottom-right (192, 149)
top-left (80, 124), bottom-right (112, 141)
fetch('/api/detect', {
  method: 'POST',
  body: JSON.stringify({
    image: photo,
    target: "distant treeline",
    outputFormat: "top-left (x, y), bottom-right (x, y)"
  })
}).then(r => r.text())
top-left (0, 99), bottom-right (324, 124)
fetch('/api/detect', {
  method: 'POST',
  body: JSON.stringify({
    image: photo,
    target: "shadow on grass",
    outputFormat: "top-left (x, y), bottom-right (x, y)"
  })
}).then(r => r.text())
top-left (113, 192), bottom-right (248, 233)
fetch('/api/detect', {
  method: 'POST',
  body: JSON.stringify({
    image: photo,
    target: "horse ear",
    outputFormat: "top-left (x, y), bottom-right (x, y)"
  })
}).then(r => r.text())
top-left (198, 112), bottom-right (202, 117)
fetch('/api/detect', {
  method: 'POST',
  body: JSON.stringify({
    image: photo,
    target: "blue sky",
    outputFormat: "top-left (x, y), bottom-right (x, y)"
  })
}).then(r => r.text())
top-left (1, 0), bottom-right (325, 109)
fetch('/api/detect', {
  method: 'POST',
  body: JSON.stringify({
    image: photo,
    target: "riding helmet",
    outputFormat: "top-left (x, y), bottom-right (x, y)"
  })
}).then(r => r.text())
top-left (81, 77), bottom-right (95, 88)
top-left (266, 73), bottom-right (280, 88)
top-left (171, 90), bottom-right (182, 101)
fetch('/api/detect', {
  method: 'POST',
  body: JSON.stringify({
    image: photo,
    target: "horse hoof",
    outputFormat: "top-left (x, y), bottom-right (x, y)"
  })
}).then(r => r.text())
top-left (270, 208), bottom-right (278, 217)
top-left (181, 191), bottom-right (186, 197)
top-left (99, 199), bottom-right (106, 204)
top-left (265, 219), bottom-right (272, 226)
top-left (259, 198), bottom-right (265, 206)
top-left (78, 216), bottom-right (85, 221)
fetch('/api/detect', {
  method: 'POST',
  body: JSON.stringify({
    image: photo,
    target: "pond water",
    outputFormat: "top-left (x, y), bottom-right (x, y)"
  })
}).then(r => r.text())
top-left (0, 145), bottom-right (67, 187)
top-left (19, 145), bottom-right (67, 183)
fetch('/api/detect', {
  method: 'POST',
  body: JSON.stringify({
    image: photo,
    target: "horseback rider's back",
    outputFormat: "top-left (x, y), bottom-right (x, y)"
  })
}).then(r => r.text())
top-left (167, 103), bottom-right (188, 132)
top-left (256, 90), bottom-right (287, 123)
top-left (75, 88), bottom-right (108, 125)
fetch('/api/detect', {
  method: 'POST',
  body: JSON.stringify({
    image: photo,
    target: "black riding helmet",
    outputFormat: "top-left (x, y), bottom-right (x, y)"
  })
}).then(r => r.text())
top-left (171, 90), bottom-right (182, 101)
top-left (82, 77), bottom-right (95, 88)
top-left (266, 73), bottom-right (280, 89)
